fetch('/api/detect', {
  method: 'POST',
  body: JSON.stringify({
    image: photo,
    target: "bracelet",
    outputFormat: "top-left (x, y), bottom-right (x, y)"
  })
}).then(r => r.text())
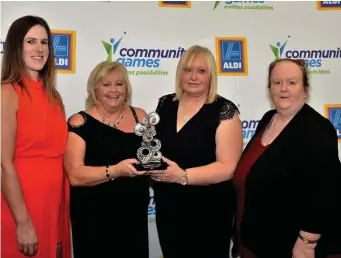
top-left (298, 233), bottom-right (318, 244)
top-left (105, 165), bottom-right (114, 181)
top-left (180, 169), bottom-right (188, 186)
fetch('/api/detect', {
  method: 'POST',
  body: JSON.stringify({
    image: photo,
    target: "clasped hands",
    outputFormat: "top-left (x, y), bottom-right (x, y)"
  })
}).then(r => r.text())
top-left (115, 156), bottom-right (183, 184)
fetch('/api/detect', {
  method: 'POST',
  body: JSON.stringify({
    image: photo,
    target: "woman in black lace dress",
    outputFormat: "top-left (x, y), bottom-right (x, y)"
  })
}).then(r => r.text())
top-left (149, 45), bottom-right (244, 258)
top-left (63, 61), bottom-right (150, 258)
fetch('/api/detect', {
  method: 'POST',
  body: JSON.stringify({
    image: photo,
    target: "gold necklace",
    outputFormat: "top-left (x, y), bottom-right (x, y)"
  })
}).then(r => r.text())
top-left (96, 107), bottom-right (123, 128)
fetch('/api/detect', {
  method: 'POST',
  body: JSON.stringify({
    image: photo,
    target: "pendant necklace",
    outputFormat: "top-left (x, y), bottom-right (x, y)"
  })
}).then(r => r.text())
top-left (96, 107), bottom-right (123, 128)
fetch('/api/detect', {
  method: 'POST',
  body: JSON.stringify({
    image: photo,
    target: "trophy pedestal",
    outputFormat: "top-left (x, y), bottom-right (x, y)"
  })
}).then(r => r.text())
top-left (133, 161), bottom-right (168, 171)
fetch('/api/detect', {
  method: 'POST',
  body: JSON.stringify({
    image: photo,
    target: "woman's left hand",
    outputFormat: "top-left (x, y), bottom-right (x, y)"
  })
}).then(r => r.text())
top-left (149, 156), bottom-right (183, 184)
top-left (292, 238), bottom-right (315, 258)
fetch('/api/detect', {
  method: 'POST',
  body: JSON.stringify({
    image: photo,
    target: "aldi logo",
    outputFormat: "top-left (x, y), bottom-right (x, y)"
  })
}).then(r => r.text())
top-left (215, 37), bottom-right (248, 76)
top-left (316, 1), bottom-right (341, 10)
top-left (52, 30), bottom-right (76, 73)
top-left (158, 1), bottom-right (191, 8)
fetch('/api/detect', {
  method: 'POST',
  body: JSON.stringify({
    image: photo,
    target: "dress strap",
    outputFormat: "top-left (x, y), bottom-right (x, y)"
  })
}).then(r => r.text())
top-left (129, 106), bottom-right (139, 123)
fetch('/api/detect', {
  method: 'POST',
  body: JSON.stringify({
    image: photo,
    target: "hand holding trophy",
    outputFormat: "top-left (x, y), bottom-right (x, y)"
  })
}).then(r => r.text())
top-left (133, 112), bottom-right (168, 171)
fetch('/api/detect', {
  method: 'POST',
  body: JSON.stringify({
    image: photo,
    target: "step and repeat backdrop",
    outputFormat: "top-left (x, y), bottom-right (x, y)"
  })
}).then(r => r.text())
top-left (1, 1), bottom-right (341, 257)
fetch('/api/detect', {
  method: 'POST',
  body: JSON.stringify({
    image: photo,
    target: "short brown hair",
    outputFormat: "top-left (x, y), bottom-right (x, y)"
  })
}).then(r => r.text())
top-left (267, 58), bottom-right (310, 92)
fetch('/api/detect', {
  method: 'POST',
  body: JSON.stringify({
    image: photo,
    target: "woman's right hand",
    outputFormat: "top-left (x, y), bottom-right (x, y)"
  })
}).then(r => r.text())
top-left (292, 237), bottom-right (315, 258)
top-left (111, 159), bottom-right (146, 178)
top-left (16, 217), bottom-right (38, 257)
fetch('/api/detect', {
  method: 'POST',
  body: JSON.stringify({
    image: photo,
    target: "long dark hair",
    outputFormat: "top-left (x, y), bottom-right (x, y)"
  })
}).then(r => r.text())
top-left (1, 15), bottom-right (64, 111)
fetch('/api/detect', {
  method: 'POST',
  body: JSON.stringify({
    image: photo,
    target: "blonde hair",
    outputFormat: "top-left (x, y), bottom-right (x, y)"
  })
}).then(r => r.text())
top-left (85, 61), bottom-right (132, 109)
top-left (174, 45), bottom-right (218, 104)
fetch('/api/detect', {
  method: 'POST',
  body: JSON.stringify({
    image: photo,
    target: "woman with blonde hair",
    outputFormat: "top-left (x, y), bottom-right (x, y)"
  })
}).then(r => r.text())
top-left (150, 45), bottom-right (243, 257)
top-left (64, 61), bottom-right (150, 257)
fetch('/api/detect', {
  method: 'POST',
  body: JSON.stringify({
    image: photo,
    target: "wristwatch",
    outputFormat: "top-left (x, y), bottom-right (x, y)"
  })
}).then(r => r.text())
top-left (298, 234), bottom-right (318, 244)
top-left (180, 169), bottom-right (188, 185)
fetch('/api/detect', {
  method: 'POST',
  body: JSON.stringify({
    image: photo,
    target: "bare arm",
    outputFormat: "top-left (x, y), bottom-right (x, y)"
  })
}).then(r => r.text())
top-left (1, 84), bottom-right (30, 224)
top-left (63, 114), bottom-right (118, 186)
top-left (187, 112), bottom-right (243, 185)
top-left (64, 107), bottom-right (148, 186)
top-left (63, 134), bottom-right (116, 186)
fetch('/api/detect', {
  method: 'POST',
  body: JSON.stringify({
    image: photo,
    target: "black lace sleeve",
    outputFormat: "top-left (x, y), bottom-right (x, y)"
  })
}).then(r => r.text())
top-left (218, 99), bottom-right (239, 123)
top-left (155, 94), bottom-right (172, 114)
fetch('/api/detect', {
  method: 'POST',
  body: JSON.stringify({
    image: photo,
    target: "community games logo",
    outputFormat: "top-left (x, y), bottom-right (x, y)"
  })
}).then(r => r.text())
top-left (269, 35), bottom-right (341, 75)
top-left (102, 32), bottom-right (186, 76)
top-left (213, 1), bottom-right (273, 11)
top-left (148, 189), bottom-right (156, 223)
top-left (241, 118), bottom-right (259, 146)
top-left (238, 105), bottom-right (260, 146)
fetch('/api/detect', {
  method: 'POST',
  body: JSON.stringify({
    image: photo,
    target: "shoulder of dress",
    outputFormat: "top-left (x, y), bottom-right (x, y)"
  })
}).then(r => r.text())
top-left (215, 96), bottom-right (239, 121)
top-left (68, 111), bottom-right (88, 129)
top-left (156, 93), bottom-right (176, 112)
top-left (158, 93), bottom-right (175, 102)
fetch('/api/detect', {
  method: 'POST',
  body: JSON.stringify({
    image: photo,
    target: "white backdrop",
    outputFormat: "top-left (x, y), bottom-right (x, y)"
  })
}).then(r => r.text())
top-left (1, 1), bottom-right (341, 257)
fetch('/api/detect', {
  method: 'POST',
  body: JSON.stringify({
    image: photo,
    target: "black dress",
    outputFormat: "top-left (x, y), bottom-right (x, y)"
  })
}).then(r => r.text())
top-left (153, 93), bottom-right (238, 258)
top-left (68, 107), bottom-right (149, 258)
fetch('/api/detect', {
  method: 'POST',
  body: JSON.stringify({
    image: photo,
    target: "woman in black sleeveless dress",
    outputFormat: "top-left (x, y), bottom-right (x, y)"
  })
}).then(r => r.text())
top-left (63, 61), bottom-right (149, 258)
top-left (149, 46), bottom-right (243, 258)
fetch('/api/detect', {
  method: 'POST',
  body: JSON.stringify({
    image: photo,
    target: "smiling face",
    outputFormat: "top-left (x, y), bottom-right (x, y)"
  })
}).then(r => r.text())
top-left (180, 54), bottom-right (211, 97)
top-left (269, 60), bottom-right (307, 114)
top-left (23, 25), bottom-right (49, 79)
top-left (95, 69), bottom-right (127, 110)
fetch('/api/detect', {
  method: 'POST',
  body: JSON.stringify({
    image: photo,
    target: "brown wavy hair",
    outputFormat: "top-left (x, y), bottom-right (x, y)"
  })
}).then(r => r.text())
top-left (1, 15), bottom-right (64, 111)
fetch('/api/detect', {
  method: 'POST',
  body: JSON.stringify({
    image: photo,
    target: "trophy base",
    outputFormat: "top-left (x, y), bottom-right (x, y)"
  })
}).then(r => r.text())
top-left (133, 162), bottom-right (168, 171)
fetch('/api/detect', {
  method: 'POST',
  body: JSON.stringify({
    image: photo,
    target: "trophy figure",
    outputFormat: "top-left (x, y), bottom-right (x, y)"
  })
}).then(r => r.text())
top-left (133, 112), bottom-right (168, 171)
